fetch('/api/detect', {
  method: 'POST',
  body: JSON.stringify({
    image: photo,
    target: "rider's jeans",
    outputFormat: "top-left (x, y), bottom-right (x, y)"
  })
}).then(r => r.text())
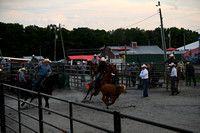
top-left (32, 75), bottom-right (45, 91)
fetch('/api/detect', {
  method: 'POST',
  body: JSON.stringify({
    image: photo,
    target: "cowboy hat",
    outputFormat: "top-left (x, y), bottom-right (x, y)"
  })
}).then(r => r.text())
top-left (44, 58), bottom-right (51, 62)
top-left (186, 62), bottom-right (190, 65)
top-left (21, 68), bottom-right (26, 71)
top-left (127, 63), bottom-right (130, 66)
top-left (169, 54), bottom-right (174, 57)
top-left (77, 62), bottom-right (80, 65)
top-left (132, 62), bottom-right (135, 65)
top-left (94, 54), bottom-right (97, 56)
top-left (0, 69), bottom-right (2, 72)
top-left (18, 68), bottom-right (22, 72)
top-left (141, 64), bottom-right (147, 68)
top-left (101, 57), bottom-right (106, 62)
top-left (83, 61), bottom-right (86, 64)
top-left (32, 54), bottom-right (35, 57)
top-left (169, 62), bottom-right (176, 66)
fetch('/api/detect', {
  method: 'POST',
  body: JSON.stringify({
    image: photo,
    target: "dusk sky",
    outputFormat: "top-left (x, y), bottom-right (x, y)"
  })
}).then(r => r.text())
top-left (0, 0), bottom-right (199, 31)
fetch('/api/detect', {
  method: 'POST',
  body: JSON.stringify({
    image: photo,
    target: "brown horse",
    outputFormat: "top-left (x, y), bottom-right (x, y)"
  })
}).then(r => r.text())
top-left (84, 64), bottom-right (118, 101)
top-left (176, 62), bottom-right (185, 89)
top-left (87, 61), bottom-right (98, 80)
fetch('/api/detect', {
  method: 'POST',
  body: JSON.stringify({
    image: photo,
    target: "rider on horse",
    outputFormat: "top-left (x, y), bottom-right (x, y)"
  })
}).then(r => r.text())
top-left (32, 58), bottom-right (52, 91)
top-left (93, 57), bottom-right (107, 89)
top-left (92, 54), bottom-right (99, 65)
top-left (165, 54), bottom-right (177, 65)
top-left (31, 55), bottom-right (39, 65)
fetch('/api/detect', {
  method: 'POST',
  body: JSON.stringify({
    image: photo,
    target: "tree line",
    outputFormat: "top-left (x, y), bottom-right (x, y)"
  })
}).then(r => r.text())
top-left (0, 22), bottom-right (199, 60)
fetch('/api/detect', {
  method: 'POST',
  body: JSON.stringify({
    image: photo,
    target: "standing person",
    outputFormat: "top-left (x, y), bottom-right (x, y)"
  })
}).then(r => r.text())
top-left (191, 53), bottom-right (198, 64)
top-left (92, 54), bottom-right (99, 65)
top-left (32, 59), bottom-right (52, 91)
top-left (139, 64), bottom-right (149, 97)
top-left (170, 63), bottom-right (179, 95)
top-left (18, 68), bottom-right (27, 88)
top-left (80, 61), bottom-right (87, 82)
top-left (125, 64), bottom-right (131, 87)
top-left (187, 62), bottom-right (196, 86)
top-left (131, 62), bottom-right (138, 86)
top-left (31, 55), bottom-right (39, 65)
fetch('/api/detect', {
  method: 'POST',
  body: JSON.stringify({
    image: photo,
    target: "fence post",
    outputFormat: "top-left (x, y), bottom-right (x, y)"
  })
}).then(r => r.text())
top-left (69, 101), bottom-right (73, 133)
top-left (114, 111), bottom-right (121, 133)
top-left (121, 63), bottom-right (123, 84)
top-left (0, 82), bottom-right (6, 133)
top-left (38, 89), bottom-right (43, 133)
top-left (17, 89), bottom-right (21, 133)
top-left (89, 66), bottom-right (92, 82)
top-left (76, 68), bottom-right (78, 87)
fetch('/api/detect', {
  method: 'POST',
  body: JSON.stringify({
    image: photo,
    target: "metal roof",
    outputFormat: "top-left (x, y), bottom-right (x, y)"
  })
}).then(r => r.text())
top-left (23, 56), bottom-right (44, 60)
top-left (108, 45), bottom-right (163, 55)
top-left (177, 41), bottom-right (199, 50)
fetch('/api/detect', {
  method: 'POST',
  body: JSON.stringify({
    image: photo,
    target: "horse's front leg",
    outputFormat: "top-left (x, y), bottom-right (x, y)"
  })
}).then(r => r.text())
top-left (84, 87), bottom-right (92, 100)
top-left (90, 88), bottom-right (101, 101)
top-left (44, 96), bottom-right (51, 114)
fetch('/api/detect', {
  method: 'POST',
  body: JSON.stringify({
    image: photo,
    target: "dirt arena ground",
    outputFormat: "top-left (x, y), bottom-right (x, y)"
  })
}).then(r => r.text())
top-left (3, 82), bottom-right (200, 133)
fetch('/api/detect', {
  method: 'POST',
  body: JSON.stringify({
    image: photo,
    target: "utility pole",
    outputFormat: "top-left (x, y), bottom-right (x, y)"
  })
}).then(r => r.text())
top-left (157, 1), bottom-right (167, 61)
top-left (54, 27), bottom-right (57, 61)
top-left (59, 24), bottom-right (67, 64)
top-left (168, 31), bottom-right (171, 48)
top-left (183, 33), bottom-right (186, 51)
top-left (198, 36), bottom-right (200, 55)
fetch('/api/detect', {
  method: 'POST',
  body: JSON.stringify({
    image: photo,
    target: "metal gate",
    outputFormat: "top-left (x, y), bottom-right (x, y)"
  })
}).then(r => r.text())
top-left (0, 83), bottom-right (193, 133)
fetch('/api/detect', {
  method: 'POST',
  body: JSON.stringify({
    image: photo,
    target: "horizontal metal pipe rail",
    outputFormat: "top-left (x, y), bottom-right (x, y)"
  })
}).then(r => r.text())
top-left (120, 113), bottom-right (193, 133)
top-left (5, 114), bottom-right (38, 133)
top-left (1, 83), bottom-right (194, 133)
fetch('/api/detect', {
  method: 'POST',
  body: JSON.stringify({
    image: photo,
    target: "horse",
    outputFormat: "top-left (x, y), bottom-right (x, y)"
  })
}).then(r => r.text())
top-left (21, 74), bottom-right (60, 111)
top-left (87, 61), bottom-right (98, 80)
top-left (176, 62), bottom-right (185, 89)
top-left (84, 64), bottom-right (118, 101)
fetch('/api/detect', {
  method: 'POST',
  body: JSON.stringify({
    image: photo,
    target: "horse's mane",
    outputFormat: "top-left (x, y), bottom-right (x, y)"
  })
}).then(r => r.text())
top-left (41, 74), bottom-right (59, 87)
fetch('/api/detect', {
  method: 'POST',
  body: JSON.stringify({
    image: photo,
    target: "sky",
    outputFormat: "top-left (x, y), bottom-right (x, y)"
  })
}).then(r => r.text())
top-left (0, 0), bottom-right (199, 31)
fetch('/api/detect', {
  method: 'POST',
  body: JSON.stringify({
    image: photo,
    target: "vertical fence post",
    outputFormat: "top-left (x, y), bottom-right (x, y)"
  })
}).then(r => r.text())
top-left (17, 89), bottom-right (21, 133)
top-left (89, 66), bottom-right (92, 82)
top-left (76, 68), bottom-right (78, 88)
top-left (38, 89), bottom-right (43, 133)
top-left (0, 82), bottom-right (6, 133)
top-left (69, 101), bottom-right (73, 133)
top-left (114, 111), bottom-right (121, 133)
top-left (121, 63), bottom-right (123, 84)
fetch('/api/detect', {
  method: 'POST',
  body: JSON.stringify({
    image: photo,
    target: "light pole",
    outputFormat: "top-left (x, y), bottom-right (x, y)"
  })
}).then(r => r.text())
top-left (198, 36), bottom-right (200, 55)
top-left (157, 1), bottom-right (167, 61)
top-left (50, 25), bottom-right (58, 61)
top-left (168, 31), bottom-right (171, 48)
top-left (58, 23), bottom-right (67, 64)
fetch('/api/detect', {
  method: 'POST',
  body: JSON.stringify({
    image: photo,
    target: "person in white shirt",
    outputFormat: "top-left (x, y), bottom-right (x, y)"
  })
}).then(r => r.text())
top-left (170, 62), bottom-right (180, 95)
top-left (139, 64), bottom-right (149, 97)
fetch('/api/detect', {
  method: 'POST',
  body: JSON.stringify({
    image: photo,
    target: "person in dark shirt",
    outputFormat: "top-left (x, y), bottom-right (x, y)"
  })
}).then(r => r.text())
top-left (165, 54), bottom-right (177, 65)
top-left (186, 62), bottom-right (196, 86)
top-left (31, 55), bottom-right (39, 65)
top-left (93, 57), bottom-right (107, 89)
